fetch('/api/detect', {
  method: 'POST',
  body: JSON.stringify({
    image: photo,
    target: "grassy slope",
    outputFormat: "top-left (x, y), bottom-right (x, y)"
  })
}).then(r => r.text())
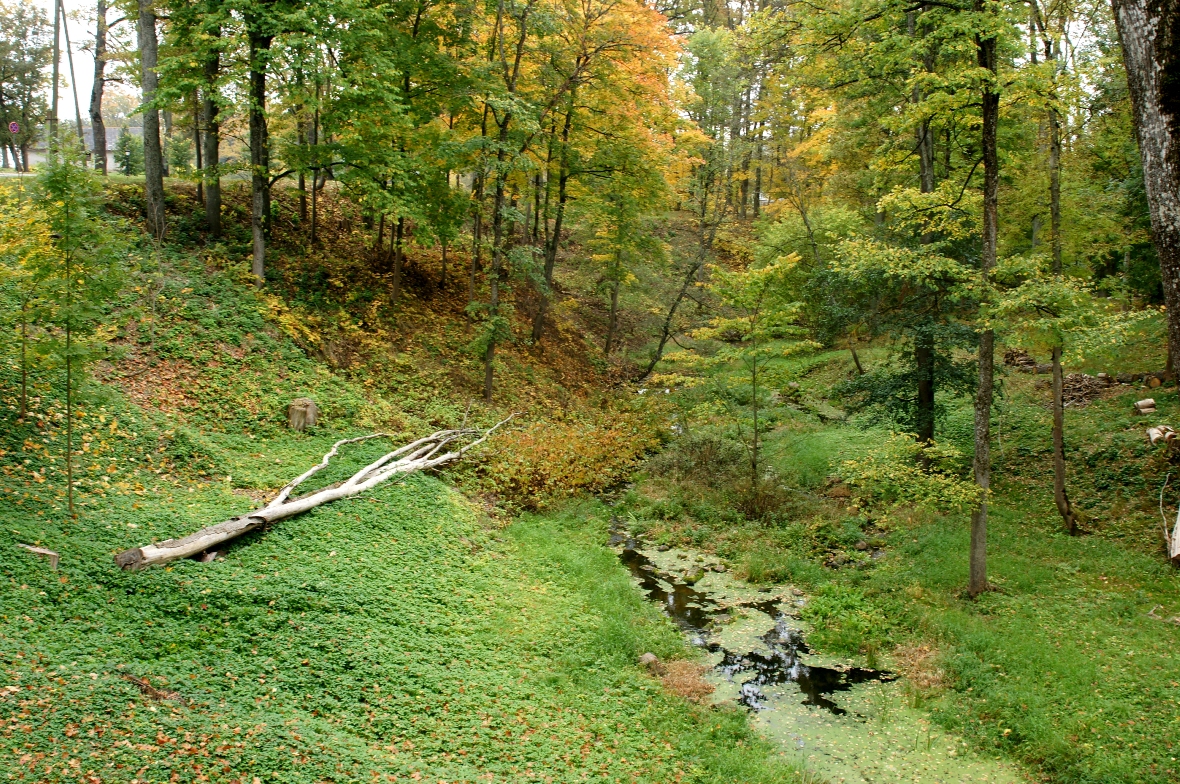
top-left (0, 193), bottom-right (802, 782)
top-left (623, 346), bottom-right (1180, 784)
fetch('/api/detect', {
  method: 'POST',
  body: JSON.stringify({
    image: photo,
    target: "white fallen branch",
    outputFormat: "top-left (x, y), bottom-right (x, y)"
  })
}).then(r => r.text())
top-left (114, 416), bottom-right (515, 570)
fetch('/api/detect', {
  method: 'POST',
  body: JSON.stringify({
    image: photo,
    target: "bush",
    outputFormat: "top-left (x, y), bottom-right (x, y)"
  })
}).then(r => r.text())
top-left (645, 432), bottom-right (746, 488)
top-left (477, 414), bottom-right (660, 509)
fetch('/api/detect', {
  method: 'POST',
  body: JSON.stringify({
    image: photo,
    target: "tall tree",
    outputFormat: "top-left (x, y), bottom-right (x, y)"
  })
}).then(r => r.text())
top-left (88, 0), bottom-right (111, 174)
top-left (969, 0), bottom-right (1000, 598)
top-left (137, 0), bottom-right (166, 239)
top-left (1110, 0), bottom-right (1180, 373)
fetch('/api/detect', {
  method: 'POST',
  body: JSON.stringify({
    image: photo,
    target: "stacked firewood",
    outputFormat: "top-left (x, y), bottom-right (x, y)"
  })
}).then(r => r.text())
top-left (1003, 348), bottom-right (1037, 371)
top-left (1062, 373), bottom-right (1112, 407)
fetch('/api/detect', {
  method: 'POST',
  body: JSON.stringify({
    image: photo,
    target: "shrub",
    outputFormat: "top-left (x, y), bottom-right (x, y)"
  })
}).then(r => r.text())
top-left (477, 413), bottom-right (660, 509)
top-left (645, 432), bottom-right (747, 488)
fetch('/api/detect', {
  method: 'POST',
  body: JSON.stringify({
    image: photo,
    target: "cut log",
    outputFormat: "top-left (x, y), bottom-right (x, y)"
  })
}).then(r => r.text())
top-left (1147, 426), bottom-right (1176, 446)
top-left (1134, 398), bottom-right (1157, 415)
top-left (115, 418), bottom-right (515, 570)
top-left (288, 398), bottom-right (319, 431)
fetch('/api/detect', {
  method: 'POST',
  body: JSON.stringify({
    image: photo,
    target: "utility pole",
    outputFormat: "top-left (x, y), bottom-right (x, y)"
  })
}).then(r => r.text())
top-left (61, 0), bottom-right (87, 151)
top-left (49, 0), bottom-right (61, 141)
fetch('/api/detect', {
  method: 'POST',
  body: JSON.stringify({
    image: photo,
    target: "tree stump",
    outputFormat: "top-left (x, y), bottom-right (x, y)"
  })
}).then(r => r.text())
top-left (288, 398), bottom-right (319, 431)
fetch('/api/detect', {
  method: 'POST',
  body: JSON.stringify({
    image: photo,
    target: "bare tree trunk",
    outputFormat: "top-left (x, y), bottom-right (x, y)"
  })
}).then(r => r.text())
top-left (89, 0), bottom-right (108, 174)
top-left (440, 238), bottom-right (447, 289)
top-left (137, 0), bottom-right (165, 240)
top-left (969, 11), bottom-right (999, 598)
top-left (202, 48), bottom-right (221, 237)
top-left (249, 31), bottom-right (272, 285)
top-left (1111, 0), bottom-right (1180, 376)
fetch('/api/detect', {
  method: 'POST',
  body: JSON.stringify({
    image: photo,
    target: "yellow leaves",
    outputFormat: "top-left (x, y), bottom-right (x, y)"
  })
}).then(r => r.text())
top-left (259, 293), bottom-right (321, 349)
top-left (839, 434), bottom-right (981, 514)
top-left (833, 239), bottom-right (972, 287)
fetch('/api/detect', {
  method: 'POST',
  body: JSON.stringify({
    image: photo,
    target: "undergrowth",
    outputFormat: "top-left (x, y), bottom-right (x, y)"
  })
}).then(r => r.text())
top-left (620, 345), bottom-right (1180, 783)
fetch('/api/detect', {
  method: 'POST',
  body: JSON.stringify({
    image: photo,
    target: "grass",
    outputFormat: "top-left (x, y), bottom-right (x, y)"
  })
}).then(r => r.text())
top-left (0, 198), bottom-right (804, 782)
top-left (620, 341), bottom-right (1180, 783)
top-left (0, 461), bottom-right (804, 782)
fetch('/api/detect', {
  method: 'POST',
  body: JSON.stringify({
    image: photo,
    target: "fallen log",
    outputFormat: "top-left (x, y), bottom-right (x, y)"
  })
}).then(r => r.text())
top-left (114, 418), bottom-right (514, 570)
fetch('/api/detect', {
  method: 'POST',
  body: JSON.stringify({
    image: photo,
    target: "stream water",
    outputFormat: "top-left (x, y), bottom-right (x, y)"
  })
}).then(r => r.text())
top-left (612, 526), bottom-right (1025, 783)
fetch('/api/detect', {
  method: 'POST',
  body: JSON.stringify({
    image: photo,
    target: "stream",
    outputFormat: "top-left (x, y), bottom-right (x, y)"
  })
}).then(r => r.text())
top-left (612, 524), bottom-right (1025, 783)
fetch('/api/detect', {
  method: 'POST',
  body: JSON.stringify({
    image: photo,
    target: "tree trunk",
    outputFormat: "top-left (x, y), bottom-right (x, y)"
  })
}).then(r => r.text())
top-left (310, 106), bottom-right (319, 244)
top-left (605, 277), bottom-right (620, 355)
top-left (912, 9), bottom-right (937, 445)
top-left (374, 213), bottom-right (385, 264)
top-left (50, 0), bottom-right (59, 141)
top-left (915, 328), bottom-right (935, 443)
top-left (162, 109), bottom-right (172, 176)
top-left (969, 12), bottom-right (999, 598)
top-left (137, 0), bottom-right (165, 240)
top-left (249, 31), bottom-right (272, 285)
top-left (1111, 0), bottom-right (1180, 376)
top-left (202, 48), bottom-right (221, 237)
top-left (470, 173), bottom-right (483, 306)
top-left (485, 137), bottom-right (508, 402)
top-left (392, 216), bottom-right (404, 307)
top-left (639, 259), bottom-right (703, 380)
top-left (850, 346), bottom-right (865, 375)
top-left (440, 239), bottom-right (447, 289)
top-left (89, 0), bottom-right (108, 174)
top-left (193, 99), bottom-right (203, 204)
top-left (1046, 46), bottom-right (1076, 535)
top-left (532, 98), bottom-right (574, 343)
top-left (1051, 344), bottom-right (1077, 534)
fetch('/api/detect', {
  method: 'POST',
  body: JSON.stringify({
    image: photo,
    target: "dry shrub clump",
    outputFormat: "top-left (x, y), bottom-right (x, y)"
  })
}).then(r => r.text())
top-left (659, 660), bottom-right (715, 704)
top-left (893, 643), bottom-right (945, 692)
top-left (478, 413), bottom-right (661, 509)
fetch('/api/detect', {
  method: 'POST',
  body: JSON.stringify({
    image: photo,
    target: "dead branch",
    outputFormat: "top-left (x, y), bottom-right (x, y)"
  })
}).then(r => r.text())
top-left (114, 417), bottom-right (515, 570)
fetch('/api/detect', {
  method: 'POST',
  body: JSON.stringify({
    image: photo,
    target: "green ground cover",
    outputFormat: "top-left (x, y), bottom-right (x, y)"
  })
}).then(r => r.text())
top-left (0, 235), bottom-right (802, 782)
top-left (622, 346), bottom-right (1180, 783)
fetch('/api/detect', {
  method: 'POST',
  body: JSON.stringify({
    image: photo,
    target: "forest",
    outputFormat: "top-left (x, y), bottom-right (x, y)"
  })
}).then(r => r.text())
top-left (1, 0), bottom-right (1179, 780)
